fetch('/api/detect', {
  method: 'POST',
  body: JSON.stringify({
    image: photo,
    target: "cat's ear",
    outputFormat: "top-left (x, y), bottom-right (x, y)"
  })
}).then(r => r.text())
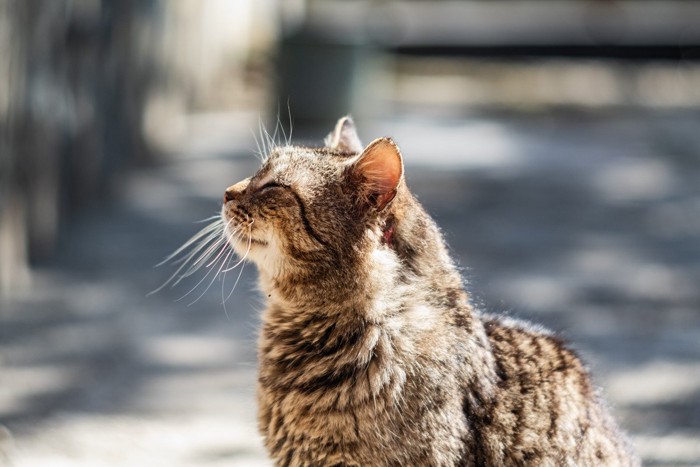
top-left (325, 116), bottom-right (363, 154)
top-left (352, 137), bottom-right (404, 211)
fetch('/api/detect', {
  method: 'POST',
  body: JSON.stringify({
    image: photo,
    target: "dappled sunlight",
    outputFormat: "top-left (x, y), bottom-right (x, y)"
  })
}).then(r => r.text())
top-left (12, 414), bottom-right (266, 467)
top-left (632, 433), bottom-right (700, 466)
top-left (0, 365), bottom-right (77, 418)
top-left (372, 119), bottom-right (521, 170)
top-left (492, 274), bottom-right (575, 313)
top-left (647, 197), bottom-right (700, 238)
top-left (591, 158), bottom-right (676, 203)
top-left (140, 335), bottom-right (244, 369)
top-left (606, 360), bottom-right (700, 406)
top-left (133, 369), bottom-right (258, 413)
top-left (566, 244), bottom-right (696, 302)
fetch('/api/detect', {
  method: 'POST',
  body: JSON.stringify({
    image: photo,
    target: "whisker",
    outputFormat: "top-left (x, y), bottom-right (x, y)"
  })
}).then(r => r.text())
top-left (261, 118), bottom-right (276, 158)
top-left (223, 222), bottom-right (254, 303)
top-left (174, 247), bottom-right (225, 302)
top-left (250, 126), bottom-right (265, 162)
top-left (175, 237), bottom-right (224, 277)
top-left (270, 108), bottom-right (280, 148)
top-left (194, 215), bottom-right (222, 224)
top-left (148, 220), bottom-right (226, 296)
top-left (151, 235), bottom-right (224, 294)
top-left (286, 100), bottom-right (293, 146)
top-left (227, 253), bottom-right (248, 303)
top-left (205, 226), bottom-right (241, 267)
top-left (258, 118), bottom-right (269, 160)
top-left (262, 119), bottom-right (271, 153)
top-left (174, 224), bottom-right (235, 299)
top-left (220, 241), bottom-right (238, 319)
top-left (275, 106), bottom-right (289, 148)
top-left (152, 209), bottom-right (257, 314)
top-left (221, 221), bottom-right (253, 273)
top-left (185, 241), bottom-right (236, 306)
top-left (168, 228), bottom-right (225, 266)
top-left (155, 219), bottom-right (223, 267)
top-left (181, 219), bottom-right (234, 271)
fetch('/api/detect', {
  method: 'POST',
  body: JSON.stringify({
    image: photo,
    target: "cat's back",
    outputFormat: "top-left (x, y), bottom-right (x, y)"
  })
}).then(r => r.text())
top-left (474, 316), bottom-right (639, 467)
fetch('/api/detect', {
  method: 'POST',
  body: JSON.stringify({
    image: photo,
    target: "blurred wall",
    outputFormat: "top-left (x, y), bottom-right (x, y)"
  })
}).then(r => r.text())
top-left (0, 0), bottom-right (164, 295)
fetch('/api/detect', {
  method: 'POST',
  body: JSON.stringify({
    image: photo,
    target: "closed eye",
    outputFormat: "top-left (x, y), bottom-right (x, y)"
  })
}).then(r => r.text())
top-left (258, 181), bottom-right (287, 193)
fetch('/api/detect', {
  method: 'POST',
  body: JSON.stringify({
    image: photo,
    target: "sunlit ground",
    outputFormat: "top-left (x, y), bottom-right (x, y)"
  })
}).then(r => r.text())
top-left (2, 108), bottom-right (700, 466)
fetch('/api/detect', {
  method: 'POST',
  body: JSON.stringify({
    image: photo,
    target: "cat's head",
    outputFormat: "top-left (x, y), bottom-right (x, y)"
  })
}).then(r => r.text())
top-left (221, 117), bottom-right (405, 278)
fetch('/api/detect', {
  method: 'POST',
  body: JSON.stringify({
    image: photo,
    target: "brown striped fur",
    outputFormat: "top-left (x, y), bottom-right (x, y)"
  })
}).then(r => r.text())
top-left (221, 117), bottom-right (639, 466)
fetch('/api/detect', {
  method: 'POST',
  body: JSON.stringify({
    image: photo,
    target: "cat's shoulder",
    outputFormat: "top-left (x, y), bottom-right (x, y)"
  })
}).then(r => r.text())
top-left (481, 313), bottom-right (555, 339)
top-left (479, 312), bottom-right (589, 375)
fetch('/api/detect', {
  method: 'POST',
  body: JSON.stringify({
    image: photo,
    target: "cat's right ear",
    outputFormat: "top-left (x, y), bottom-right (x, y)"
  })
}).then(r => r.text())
top-left (351, 137), bottom-right (404, 211)
top-left (325, 116), bottom-right (363, 154)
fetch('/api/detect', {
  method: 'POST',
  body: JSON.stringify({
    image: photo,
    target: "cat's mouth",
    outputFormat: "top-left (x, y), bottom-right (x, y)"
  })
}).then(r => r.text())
top-left (221, 218), bottom-right (267, 249)
top-left (249, 237), bottom-right (268, 246)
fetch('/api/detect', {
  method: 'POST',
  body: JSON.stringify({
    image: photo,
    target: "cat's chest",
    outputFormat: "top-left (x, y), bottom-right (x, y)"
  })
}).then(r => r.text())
top-left (258, 379), bottom-right (469, 467)
top-left (258, 384), bottom-right (399, 464)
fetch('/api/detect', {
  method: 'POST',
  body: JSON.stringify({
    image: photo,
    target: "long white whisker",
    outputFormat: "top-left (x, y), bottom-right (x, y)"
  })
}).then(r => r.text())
top-left (271, 107), bottom-right (282, 148)
top-left (227, 254), bottom-right (248, 302)
top-left (183, 226), bottom-right (231, 268)
top-left (163, 243), bottom-right (221, 288)
top-left (220, 241), bottom-right (238, 319)
top-left (168, 227), bottom-right (225, 266)
top-left (275, 109), bottom-right (288, 148)
top-left (224, 223), bottom-right (254, 302)
top-left (250, 126), bottom-right (265, 162)
top-left (258, 118), bottom-right (269, 159)
top-left (148, 225), bottom-right (225, 296)
top-left (186, 242), bottom-right (235, 306)
top-left (218, 216), bottom-right (244, 306)
top-left (167, 226), bottom-right (232, 286)
top-left (170, 217), bottom-right (238, 302)
top-left (155, 220), bottom-right (223, 267)
top-left (204, 226), bottom-right (241, 267)
top-left (175, 234), bottom-right (224, 269)
top-left (261, 119), bottom-right (276, 157)
top-left (175, 236), bottom-right (229, 282)
top-left (221, 221), bottom-right (253, 272)
top-left (153, 203), bottom-right (261, 315)
top-left (175, 242), bottom-right (230, 303)
top-left (195, 215), bottom-right (223, 224)
top-left (286, 101), bottom-right (293, 145)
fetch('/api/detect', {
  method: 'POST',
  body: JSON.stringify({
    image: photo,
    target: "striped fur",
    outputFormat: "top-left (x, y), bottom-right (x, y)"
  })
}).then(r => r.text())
top-left (221, 118), bottom-right (639, 466)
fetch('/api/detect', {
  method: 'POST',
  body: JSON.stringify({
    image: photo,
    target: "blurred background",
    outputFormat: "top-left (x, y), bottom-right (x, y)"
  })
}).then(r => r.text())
top-left (1, 0), bottom-right (699, 465)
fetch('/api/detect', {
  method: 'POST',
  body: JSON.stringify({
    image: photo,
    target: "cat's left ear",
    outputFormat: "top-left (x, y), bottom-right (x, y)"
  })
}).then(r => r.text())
top-left (325, 116), bottom-right (363, 154)
top-left (352, 137), bottom-right (404, 211)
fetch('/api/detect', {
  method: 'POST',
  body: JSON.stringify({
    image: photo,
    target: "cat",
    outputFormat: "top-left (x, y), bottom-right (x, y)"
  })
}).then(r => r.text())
top-left (219, 116), bottom-right (639, 466)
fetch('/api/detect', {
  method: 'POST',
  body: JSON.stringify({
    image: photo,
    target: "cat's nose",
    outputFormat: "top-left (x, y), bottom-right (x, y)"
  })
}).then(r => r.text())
top-left (224, 178), bottom-right (251, 203)
top-left (224, 189), bottom-right (235, 203)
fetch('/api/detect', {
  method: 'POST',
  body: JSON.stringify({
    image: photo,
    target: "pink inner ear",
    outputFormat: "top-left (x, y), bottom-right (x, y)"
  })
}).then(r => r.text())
top-left (357, 138), bottom-right (403, 196)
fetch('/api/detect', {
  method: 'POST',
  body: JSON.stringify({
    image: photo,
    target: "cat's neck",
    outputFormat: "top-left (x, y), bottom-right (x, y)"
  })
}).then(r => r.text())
top-left (259, 244), bottom-right (400, 319)
top-left (260, 249), bottom-right (466, 330)
top-left (259, 192), bottom-right (469, 320)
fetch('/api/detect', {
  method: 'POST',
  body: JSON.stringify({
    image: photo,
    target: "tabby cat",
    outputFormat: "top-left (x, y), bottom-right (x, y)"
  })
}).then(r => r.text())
top-left (220, 117), bottom-right (639, 466)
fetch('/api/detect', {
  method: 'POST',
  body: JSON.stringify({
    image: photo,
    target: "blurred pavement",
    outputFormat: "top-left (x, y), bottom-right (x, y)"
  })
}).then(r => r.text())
top-left (2, 111), bottom-right (700, 466)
